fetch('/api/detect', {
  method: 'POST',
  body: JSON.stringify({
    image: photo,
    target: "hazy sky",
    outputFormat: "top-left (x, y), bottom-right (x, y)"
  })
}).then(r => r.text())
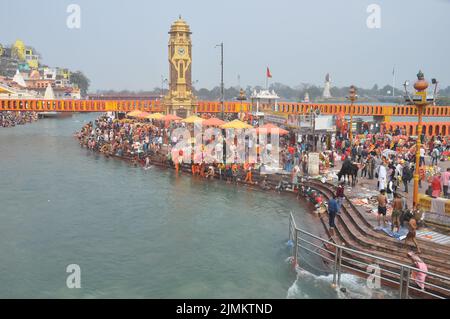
top-left (1, 0), bottom-right (449, 91)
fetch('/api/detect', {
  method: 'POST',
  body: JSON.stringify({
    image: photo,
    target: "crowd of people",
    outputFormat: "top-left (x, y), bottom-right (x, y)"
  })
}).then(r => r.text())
top-left (0, 111), bottom-right (38, 127)
top-left (75, 114), bottom-right (302, 187)
top-left (76, 114), bottom-right (450, 201)
top-left (76, 113), bottom-right (450, 255)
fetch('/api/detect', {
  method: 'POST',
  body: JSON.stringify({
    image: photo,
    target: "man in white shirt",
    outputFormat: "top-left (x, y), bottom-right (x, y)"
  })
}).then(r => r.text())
top-left (378, 163), bottom-right (387, 191)
top-left (419, 146), bottom-right (426, 166)
top-left (395, 161), bottom-right (403, 179)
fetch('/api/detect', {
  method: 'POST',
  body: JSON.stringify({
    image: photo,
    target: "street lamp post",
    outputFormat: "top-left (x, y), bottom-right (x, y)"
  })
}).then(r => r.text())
top-left (160, 76), bottom-right (168, 99)
top-left (215, 42), bottom-right (224, 120)
top-left (403, 70), bottom-right (438, 206)
top-left (309, 106), bottom-right (320, 152)
top-left (347, 85), bottom-right (357, 143)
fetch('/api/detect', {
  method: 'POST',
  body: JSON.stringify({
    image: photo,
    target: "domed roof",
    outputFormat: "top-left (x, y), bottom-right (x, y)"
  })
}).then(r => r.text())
top-left (169, 15), bottom-right (191, 34)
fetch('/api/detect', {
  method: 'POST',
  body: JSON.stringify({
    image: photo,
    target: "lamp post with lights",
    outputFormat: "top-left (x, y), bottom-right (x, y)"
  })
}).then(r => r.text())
top-left (347, 85), bottom-right (358, 143)
top-left (403, 70), bottom-right (438, 206)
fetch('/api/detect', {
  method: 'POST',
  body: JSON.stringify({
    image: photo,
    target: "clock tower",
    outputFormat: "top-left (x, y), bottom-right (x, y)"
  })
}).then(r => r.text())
top-left (163, 16), bottom-right (197, 117)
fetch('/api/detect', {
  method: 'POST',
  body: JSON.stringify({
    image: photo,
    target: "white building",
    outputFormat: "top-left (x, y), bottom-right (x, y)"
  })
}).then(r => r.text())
top-left (250, 89), bottom-right (280, 115)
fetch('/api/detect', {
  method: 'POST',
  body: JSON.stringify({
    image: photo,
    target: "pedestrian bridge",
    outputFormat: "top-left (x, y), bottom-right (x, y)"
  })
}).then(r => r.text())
top-left (2, 98), bottom-right (450, 116)
top-left (2, 99), bottom-right (449, 137)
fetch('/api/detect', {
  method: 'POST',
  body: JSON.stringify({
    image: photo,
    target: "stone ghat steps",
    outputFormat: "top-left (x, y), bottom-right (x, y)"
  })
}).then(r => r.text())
top-left (317, 206), bottom-right (450, 298)
top-left (320, 180), bottom-right (450, 253)
top-left (307, 180), bottom-right (450, 265)
top-left (307, 181), bottom-right (450, 272)
top-left (307, 182), bottom-right (450, 297)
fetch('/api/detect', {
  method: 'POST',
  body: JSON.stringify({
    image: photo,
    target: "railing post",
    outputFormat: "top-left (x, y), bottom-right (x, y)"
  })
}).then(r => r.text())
top-left (405, 268), bottom-right (411, 299)
top-left (337, 247), bottom-right (342, 287)
top-left (293, 229), bottom-right (299, 268)
top-left (399, 266), bottom-right (404, 299)
top-left (333, 246), bottom-right (339, 285)
top-left (289, 214), bottom-right (292, 242)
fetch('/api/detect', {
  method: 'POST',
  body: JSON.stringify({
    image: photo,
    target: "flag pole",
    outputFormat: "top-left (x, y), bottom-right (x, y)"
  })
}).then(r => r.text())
top-left (392, 66), bottom-right (395, 97)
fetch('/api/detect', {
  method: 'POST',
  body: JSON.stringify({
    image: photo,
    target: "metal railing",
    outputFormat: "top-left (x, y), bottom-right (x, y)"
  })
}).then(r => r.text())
top-left (288, 212), bottom-right (450, 299)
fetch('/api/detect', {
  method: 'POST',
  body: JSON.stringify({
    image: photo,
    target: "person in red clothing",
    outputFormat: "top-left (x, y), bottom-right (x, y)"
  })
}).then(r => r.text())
top-left (335, 139), bottom-right (342, 150)
top-left (288, 145), bottom-right (295, 156)
top-left (336, 182), bottom-right (345, 214)
top-left (431, 174), bottom-right (442, 198)
top-left (441, 168), bottom-right (450, 198)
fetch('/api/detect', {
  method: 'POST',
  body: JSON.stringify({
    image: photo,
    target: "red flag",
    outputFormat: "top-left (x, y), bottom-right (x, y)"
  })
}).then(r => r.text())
top-left (266, 67), bottom-right (272, 78)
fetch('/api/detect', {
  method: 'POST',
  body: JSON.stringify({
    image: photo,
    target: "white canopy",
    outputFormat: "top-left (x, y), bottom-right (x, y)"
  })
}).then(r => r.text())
top-left (44, 83), bottom-right (55, 100)
top-left (251, 89), bottom-right (280, 100)
top-left (12, 70), bottom-right (27, 88)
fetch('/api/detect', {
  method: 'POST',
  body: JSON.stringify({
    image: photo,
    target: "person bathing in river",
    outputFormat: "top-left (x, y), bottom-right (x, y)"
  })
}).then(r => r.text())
top-left (259, 175), bottom-right (271, 191)
top-left (244, 163), bottom-right (254, 184)
top-left (205, 165), bottom-right (215, 180)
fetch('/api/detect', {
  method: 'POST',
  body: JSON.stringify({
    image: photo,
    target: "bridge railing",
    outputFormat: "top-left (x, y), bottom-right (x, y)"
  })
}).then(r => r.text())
top-left (0, 99), bottom-right (164, 113)
top-left (2, 98), bottom-right (450, 117)
top-left (288, 212), bottom-right (450, 299)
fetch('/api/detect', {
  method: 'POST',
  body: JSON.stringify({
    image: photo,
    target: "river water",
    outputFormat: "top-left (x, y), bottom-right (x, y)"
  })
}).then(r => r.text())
top-left (0, 113), bottom-right (388, 298)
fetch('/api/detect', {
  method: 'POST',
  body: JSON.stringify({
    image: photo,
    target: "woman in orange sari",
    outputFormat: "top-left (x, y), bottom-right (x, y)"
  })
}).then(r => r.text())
top-left (244, 163), bottom-right (253, 184)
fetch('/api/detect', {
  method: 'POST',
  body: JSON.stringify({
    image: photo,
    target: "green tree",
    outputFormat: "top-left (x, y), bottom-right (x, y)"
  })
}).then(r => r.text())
top-left (70, 71), bottom-right (90, 96)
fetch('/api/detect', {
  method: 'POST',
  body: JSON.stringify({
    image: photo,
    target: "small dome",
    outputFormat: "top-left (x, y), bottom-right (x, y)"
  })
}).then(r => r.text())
top-left (169, 16), bottom-right (191, 34)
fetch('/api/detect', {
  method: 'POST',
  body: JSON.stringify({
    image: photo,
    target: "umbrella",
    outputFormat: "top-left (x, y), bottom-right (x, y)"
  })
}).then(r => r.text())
top-left (202, 117), bottom-right (225, 126)
top-left (145, 112), bottom-right (164, 120)
top-left (256, 123), bottom-right (289, 135)
top-left (393, 135), bottom-right (408, 141)
top-left (382, 149), bottom-right (396, 157)
top-left (221, 119), bottom-right (253, 129)
top-left (127, 110), bottom-right (146, 118)
top-left (135, 111), bottom-right (151, 119)
top-left (162, 114), bottom-right (182, 121)
top-left (182, 115), bottom-right (204, 123)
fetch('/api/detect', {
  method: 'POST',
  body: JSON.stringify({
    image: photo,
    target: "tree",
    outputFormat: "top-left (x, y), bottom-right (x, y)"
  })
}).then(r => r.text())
top-left (371, 84), bottom-right (379, 95)
top-left (70, 71), bottom-right (90, 96)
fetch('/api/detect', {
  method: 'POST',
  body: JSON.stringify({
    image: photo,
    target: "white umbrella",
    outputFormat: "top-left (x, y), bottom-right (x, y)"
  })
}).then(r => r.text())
top-left (382, 149), bottom-right (396, 157)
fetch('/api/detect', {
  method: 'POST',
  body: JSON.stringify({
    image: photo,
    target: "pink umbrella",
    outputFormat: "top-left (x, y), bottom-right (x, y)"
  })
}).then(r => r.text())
top-left (256, 123), bottom-right (289, 135)
top-left (162, 114), bottom-right (182, 121)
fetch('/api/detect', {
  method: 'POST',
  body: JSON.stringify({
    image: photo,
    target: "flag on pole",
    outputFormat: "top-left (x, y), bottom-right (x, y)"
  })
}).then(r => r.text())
top-left (392, 66), bottom-right (395, 76)
top-left (266, 67), bottom-right (272, 78)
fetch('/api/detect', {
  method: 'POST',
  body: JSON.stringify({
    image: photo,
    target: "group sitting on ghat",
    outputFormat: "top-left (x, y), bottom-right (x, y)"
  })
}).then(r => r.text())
top-left (0, 111), bottom-right (38, 128)
top-left (75, 115), bottom-right (320, 192)
top-left (76, 115), bottom-right (450, 198)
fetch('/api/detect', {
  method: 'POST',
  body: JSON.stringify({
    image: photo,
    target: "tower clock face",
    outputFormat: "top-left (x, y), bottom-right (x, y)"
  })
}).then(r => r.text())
top-left (178, 47), bottom-right (186, 56)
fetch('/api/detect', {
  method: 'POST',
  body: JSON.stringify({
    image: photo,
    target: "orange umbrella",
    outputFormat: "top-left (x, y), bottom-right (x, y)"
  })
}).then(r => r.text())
top-left (202, 117), bottom-right (225, 126)
top-left (127, 110), bottom-right (146, 118)
top-left (256, 123), bottom-right (289, 135)
top-left (135, 111), bottom-right (151, 119)
top-left (162, 114), bottom-right (182, 121)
